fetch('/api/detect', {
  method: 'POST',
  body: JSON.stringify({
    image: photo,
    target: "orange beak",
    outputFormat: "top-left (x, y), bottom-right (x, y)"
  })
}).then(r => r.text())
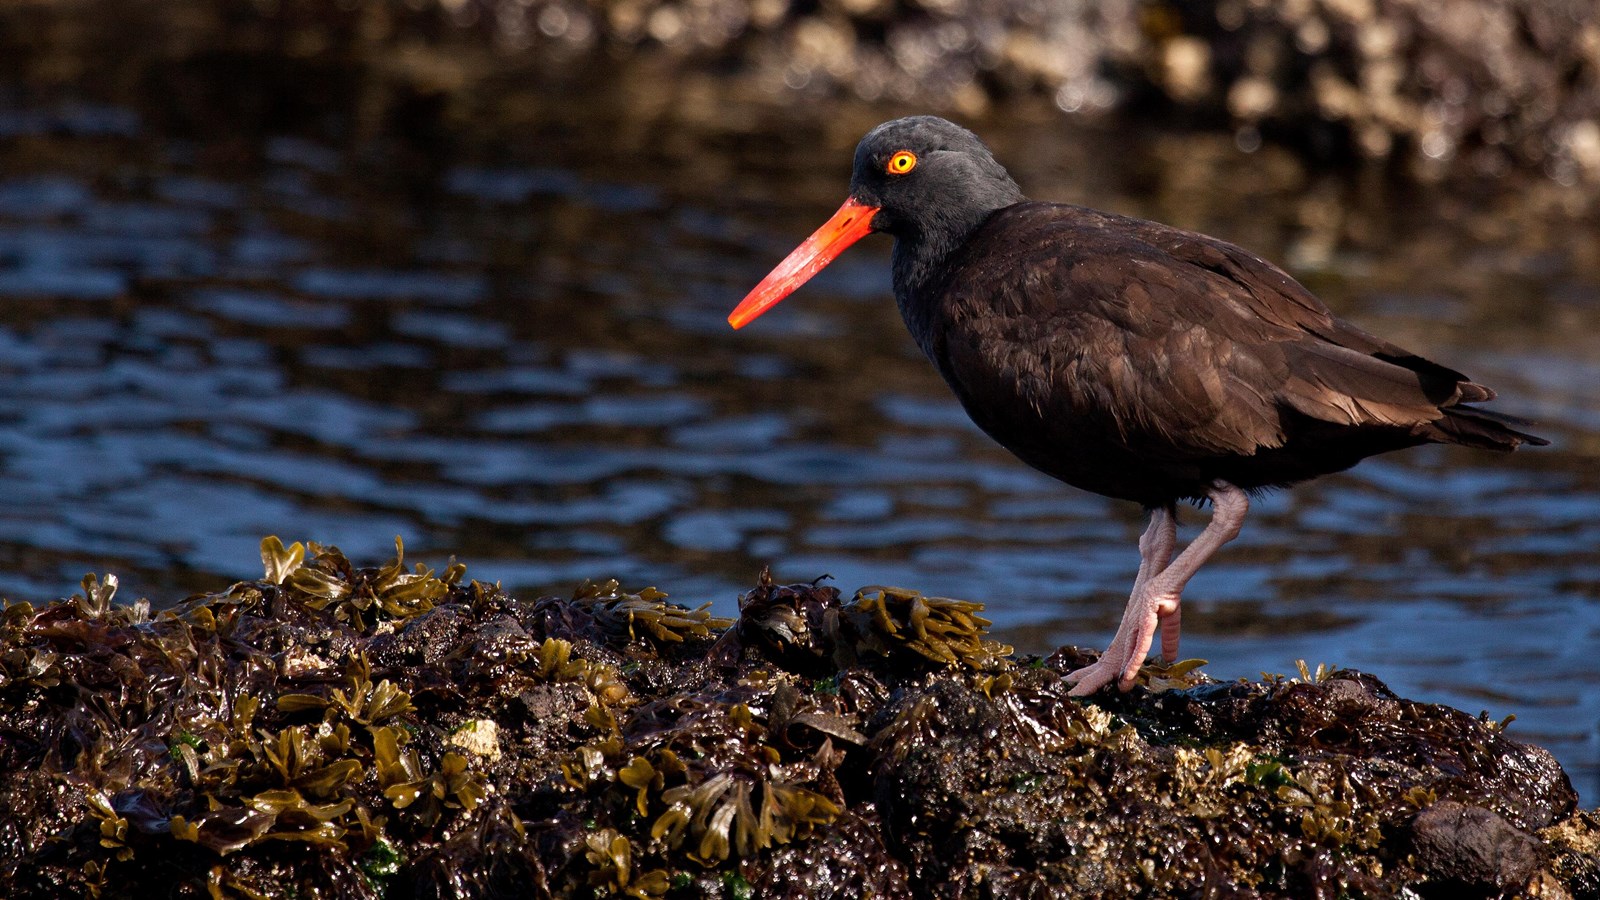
top-left (727, 197), bottom-right (880, 329)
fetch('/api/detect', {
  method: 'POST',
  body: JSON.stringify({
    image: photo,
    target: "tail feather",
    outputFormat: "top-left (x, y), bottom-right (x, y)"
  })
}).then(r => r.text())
top-left (1428, 404), bottom-right (1549, 451)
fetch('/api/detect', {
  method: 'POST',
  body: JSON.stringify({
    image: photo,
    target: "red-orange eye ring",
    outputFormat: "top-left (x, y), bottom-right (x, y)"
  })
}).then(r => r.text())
top-left (886, 150), bottom-right (918, 175)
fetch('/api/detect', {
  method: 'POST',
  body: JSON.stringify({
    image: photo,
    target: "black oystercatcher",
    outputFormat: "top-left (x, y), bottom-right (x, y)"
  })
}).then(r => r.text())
top-left (727, 116), bottom-right (1547, 696)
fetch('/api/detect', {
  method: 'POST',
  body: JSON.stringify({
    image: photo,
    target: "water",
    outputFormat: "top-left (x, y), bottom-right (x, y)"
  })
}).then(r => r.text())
top-left (2, 10), bottom-right (1598, 804)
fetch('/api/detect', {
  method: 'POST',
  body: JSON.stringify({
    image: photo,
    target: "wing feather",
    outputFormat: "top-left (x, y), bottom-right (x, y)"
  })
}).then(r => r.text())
top-left (931, 203), bottom-right (1502, 464)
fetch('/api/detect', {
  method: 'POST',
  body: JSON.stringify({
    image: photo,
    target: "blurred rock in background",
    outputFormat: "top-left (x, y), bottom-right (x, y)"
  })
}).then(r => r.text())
top-left (454, 0), bottom-right (1599, 182)
top-left (7, 0), bottom-right (1598, 183)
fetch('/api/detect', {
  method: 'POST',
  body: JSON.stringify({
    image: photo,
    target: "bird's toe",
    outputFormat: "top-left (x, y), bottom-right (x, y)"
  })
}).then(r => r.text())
top-left (1065, 659), bottom-right (1117, 696)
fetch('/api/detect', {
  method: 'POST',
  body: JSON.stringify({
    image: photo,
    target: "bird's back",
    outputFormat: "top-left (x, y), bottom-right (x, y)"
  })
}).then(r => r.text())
top-left (899, 202), bottom-right (1545, 506)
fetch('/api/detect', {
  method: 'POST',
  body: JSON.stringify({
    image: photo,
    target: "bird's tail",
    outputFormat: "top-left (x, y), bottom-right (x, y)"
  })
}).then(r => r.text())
top-left (1429, 404), bottom-right (1550, 451)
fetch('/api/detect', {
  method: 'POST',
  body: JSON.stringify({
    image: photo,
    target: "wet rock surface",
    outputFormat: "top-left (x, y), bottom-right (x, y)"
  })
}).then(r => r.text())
top-left (0, 541), bottom-right (1595, 898)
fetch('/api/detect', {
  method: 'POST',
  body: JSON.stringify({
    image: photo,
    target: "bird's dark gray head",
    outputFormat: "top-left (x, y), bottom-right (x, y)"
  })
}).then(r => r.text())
top-left (847, 116), bottom-right (1026, 241)
top-left (725, 116), bottom-right (1025, 331)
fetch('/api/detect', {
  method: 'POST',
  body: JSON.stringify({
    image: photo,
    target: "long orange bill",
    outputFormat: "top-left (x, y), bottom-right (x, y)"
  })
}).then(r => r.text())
top-left (727, 197), bottom-right (880, 329)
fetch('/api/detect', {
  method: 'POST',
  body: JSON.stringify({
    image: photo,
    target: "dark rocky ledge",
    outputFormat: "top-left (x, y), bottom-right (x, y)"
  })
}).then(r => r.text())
top-left (1, 539), bottom-right (1595, 899)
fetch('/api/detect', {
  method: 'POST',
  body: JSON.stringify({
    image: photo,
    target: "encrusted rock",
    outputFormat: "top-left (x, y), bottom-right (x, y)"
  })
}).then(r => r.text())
top-left (1411, 801), bottom-right (1545, 894)
top-left (0, 540), bottom-right (1594, 898)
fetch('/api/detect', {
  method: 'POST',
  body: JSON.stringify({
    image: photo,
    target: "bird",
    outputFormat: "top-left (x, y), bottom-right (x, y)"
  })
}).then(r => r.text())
top-left (726, 115), bottom-right (1547, 696)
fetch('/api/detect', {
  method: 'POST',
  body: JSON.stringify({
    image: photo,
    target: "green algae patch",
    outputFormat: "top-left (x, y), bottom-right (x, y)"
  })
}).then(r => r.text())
top-left (0, 541), bottom-right (1595, 899)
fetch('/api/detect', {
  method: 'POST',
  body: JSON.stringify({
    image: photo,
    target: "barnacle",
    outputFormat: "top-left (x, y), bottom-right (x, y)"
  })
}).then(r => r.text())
top-left (1542, 811), bottom-right (1600, 892)
top-left (447, 719), bottom-right (501, 760)
top-left (842, 585), bottom-right (1012, 671)
top-left (571, 579), bottom-right (733, 647)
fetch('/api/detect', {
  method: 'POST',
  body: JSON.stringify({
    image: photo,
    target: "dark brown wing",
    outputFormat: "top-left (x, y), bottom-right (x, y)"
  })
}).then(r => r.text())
top-left (924, 203), bottom-right (1541, 484)
top-left (1135, 213), bottom-right (1545, 451)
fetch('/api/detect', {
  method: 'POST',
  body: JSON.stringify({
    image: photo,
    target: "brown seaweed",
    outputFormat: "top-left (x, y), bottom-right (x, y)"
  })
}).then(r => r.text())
top-left (0, 539), bottom-right (1594, 899)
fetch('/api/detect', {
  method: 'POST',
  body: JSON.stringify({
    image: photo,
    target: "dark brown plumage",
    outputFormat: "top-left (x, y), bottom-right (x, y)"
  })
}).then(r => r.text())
top-left (920, 201), bottom-right (1542, 508)
top-left (729, 116), bottom-right (1547, 695)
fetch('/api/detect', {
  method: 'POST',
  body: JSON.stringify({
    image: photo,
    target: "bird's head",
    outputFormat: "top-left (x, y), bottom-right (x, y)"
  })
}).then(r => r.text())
top-left (728, 116), bottom-right (1022, 329)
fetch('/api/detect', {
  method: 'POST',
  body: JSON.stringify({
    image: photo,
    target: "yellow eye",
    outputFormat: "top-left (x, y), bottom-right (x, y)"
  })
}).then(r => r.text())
top-left (886, 150), bottom-right (918, 175)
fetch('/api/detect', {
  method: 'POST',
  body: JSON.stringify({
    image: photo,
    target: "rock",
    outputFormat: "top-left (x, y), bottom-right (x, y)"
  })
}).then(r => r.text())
top-left (0, 540), bottom-right (1596, 898)
top-left (1411, 801), bottom-right (1544, 894)
top-left (428, 0), bottom-right (1600, 181)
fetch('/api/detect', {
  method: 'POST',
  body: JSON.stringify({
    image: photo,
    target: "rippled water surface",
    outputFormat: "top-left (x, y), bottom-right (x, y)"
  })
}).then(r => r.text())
top-left (3, 10), bottom-right (1599, 803)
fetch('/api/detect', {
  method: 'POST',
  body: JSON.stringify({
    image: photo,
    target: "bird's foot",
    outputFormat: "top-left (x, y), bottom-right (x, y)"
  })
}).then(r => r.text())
top-left (1064, 589), bottom-right (1180, 696)
top-left (1066, 484), bottom-right (1245, 697)
top-left (1063, 655), bottom-right (1124, 696)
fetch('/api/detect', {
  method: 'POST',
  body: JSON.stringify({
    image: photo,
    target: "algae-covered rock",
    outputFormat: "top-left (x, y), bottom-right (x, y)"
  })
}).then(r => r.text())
top-left (0, 540), bottom-right (1594, 898)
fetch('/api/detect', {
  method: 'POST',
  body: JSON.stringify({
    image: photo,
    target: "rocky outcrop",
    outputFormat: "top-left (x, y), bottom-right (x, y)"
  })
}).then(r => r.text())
top-left (1, 539), bottom-right (1594, 898)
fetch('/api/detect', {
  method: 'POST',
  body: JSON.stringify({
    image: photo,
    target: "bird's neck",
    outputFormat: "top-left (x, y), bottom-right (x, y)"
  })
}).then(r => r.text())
top-left (889, 201), bottom-right (1014, 340)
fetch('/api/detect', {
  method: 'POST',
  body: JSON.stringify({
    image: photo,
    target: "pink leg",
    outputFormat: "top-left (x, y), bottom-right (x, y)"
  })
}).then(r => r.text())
top-left (1061, 507), bottom-right (1176, 693)
top-left (1139, 508), bottom-right (1182, 662)
top-left (1130, 505), bottom-right (1178, 597)
top-left (1066, 482), bottom-right (1249, 696)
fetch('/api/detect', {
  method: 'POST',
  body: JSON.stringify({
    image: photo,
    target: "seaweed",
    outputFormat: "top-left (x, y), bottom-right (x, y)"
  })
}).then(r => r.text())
top-left (570, 579), bottom-right (733, 648)
top-left (839, 585), bottom-right (1013, 672)
top-left (274, 536), bottom-right (466, 631)
top-left (0, 542), bottom-right (1593, 899)
top-left (712, 573), bottom-right (1012, 677)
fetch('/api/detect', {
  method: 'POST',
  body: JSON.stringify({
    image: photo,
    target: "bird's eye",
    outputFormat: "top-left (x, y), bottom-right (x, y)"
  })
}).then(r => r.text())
top-left (886, 150), bottom-right (918, 175)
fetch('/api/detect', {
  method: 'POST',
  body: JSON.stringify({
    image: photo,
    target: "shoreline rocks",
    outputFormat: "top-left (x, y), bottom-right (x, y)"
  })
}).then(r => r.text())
top-left (1, 539), bottom-right (1594, 898)
top-left (447, 0), bottom-right (1600, 181)
top-left (7, 0), bottom-right (1598, 183)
